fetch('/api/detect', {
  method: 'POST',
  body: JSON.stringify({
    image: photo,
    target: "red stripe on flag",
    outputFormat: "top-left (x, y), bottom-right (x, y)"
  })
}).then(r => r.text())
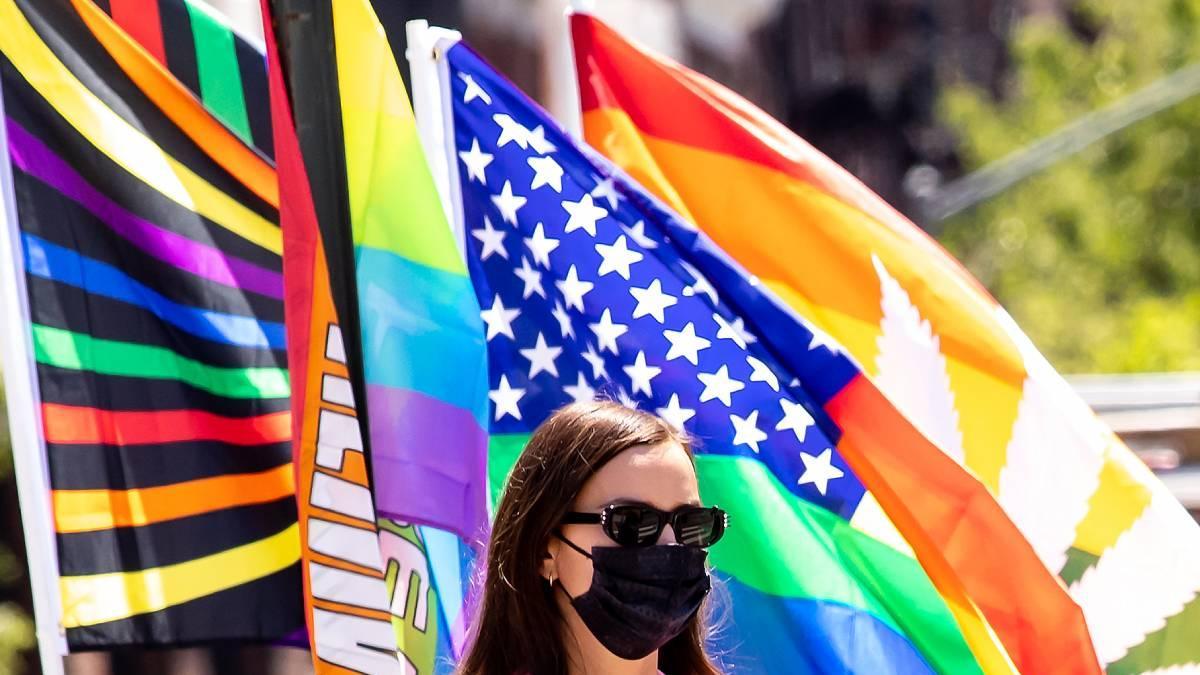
top-left (570, 13), bottom-right (997, 303)
top-left (108, 0), bottom-right (167, 65)
top-left (42, 403), bottom-right (291, 446)
top-left (265, 17), bottom-right (317, 441)
top-left (572, 14), bottom-right (797, 179)
top-left (826, 374), bottom-right (1099, 674)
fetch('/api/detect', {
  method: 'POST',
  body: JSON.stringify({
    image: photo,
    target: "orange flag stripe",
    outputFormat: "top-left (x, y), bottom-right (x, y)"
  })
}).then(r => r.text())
top-left (582, 117), bottom-right (1027, 489)
top-left (828, 377), bottom-right (1099, 673)
top-left (71, 0), bottom-right (279, 207)
top-left (575, 15), bottom-right (984, 298)
top-left (574, 16), bottom-right (1025, 385)
top-left (53, 463), bottom-right (295, 533)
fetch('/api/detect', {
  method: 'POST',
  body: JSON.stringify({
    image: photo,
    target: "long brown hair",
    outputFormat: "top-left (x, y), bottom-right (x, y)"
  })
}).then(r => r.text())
top-left (458, 401), bottom-right (721, 675)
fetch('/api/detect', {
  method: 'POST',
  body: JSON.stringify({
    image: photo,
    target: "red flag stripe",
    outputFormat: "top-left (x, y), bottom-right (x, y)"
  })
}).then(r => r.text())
top-left (42, 403), bottom-right (291, 446)
top-left (827, 375), bottom-right (1100, 673)
top-left (108, 0), bottom-right (167, 65)
top-left (571, 13), bottom-right (993, 302)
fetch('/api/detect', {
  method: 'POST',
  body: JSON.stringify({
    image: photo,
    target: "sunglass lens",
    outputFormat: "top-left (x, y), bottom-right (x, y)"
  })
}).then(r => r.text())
top-left (606, 505), bottom-right (664, 546)
top-left (675, 508), bottom-right (721, 547)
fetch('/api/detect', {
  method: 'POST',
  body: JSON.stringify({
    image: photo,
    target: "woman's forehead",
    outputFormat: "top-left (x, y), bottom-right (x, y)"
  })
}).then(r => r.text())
top-left (573, 441), bottom-right (700, 511)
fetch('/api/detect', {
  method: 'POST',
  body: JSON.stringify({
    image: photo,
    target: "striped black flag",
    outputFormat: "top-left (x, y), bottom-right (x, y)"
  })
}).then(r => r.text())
top-left (0, 0), bottom-right (302, 649)
top-left (96, 0), bottom-right (273, 158)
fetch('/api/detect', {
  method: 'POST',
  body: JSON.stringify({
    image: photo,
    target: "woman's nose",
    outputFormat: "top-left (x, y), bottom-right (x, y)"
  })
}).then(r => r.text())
top-left (658, 524), bottom-right (676, 545)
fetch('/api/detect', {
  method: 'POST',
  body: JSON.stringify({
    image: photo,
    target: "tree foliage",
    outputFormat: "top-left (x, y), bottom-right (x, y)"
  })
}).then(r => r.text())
top-left (939, 0), bottom-right (1200, 373)
top-left (0, 384), bottom-right (35, 674)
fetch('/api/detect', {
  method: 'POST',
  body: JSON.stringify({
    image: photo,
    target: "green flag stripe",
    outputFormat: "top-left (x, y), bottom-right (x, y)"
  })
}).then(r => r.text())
top-left (696, 454), bottom-right (979, 675)
top-left (333, 0), bottom-right (466, 275)
top-left (183, 0), bottom-right (252, 143)
top-left (33, 323), bottom-right (289, 399)
top-left (488, 433), bottom-right (529, 506)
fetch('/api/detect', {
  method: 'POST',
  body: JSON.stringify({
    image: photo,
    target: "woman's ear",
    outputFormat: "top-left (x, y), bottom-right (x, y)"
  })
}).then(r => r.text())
top-left (540, 537), bottom-right (561, 582)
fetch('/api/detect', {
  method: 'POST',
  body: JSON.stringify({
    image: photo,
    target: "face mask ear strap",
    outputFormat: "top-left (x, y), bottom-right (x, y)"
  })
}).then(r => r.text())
top-left (553, 530), bottom-right (594, 560)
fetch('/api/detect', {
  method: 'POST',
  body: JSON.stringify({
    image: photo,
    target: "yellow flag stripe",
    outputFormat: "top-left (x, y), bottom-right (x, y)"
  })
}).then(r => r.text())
top-left (59, 523), bottom-right (299, 627)
top-left (0, 0), bottom-right (281, 254)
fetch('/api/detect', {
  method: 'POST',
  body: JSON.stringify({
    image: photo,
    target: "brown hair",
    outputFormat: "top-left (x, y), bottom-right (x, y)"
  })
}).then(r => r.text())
top-left (458, 401), bottom-right (721, 675)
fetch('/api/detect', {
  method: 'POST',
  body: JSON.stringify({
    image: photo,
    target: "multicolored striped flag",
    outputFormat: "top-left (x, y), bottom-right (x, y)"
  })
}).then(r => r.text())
top-left (264, 0), bottom-right (479, 671)
top-left (263, 5), bottom-right (403, 668)
top-left (329, 0), bottom-right (486, 661)
top-left (570, 12), bottom-right (1200, 673)
top-left (331, 0), bottom-right (490, 548)
top-left (0, 0), bottom-right (300, 652)
top-left (433, 37), bottom-right (1098, 674)
top-left (95, 0), bottom-right (273, 158)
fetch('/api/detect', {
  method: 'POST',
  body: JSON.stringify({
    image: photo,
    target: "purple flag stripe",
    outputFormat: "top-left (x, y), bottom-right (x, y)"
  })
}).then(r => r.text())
top-left (5, 118), bottom-right (283, 299)
top-left (367, 384), bottom-right (489, 544)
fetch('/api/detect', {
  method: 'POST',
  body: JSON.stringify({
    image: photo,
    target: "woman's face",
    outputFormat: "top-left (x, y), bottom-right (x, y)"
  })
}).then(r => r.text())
top-left (546, 438), bottom-right (702, 598)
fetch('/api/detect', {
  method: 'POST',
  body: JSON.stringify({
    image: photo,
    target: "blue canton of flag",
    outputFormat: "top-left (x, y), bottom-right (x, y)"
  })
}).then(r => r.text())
top-left (446, 45), bottom-right (865, 519)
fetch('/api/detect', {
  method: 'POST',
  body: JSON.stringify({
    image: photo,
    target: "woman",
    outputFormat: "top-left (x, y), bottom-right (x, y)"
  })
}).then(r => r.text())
top-left (459, 401), bottom-right (728, 675)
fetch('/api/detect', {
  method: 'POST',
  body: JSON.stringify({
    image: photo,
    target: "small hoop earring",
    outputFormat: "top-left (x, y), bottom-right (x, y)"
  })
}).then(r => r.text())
top-left (548, 571), bottom-right (556, 588)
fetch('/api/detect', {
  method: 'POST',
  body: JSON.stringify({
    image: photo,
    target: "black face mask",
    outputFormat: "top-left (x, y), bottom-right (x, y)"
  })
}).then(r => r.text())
top-left (555, 535), bottom-right (711, 660)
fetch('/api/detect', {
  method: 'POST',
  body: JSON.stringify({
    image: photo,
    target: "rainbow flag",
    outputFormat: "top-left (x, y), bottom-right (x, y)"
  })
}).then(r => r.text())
top-left (0, 0), bottom-right (299, 649)
top-left (571, 12), bottom-right (1200, 673)
top-left (264, 0), bottom-right (482, 671)
top-left (263, 2), bottom-right (404, 672)
top-left (433, 37), bottom-right (1096, 674)
top-left (332, 0), bottom-right (490, 547)
top-left (329, 0), bottom-right (486, 662)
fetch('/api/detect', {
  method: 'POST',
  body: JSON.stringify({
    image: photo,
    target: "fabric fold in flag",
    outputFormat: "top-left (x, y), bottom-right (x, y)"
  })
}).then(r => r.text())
top-left (572, 12), bottom-right (1200, 673)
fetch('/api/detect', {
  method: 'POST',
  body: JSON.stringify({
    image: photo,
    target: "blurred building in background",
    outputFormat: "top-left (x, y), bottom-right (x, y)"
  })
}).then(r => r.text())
top-left (1071, 373), bottom-right (1200, 521)
top-left (473, 0), bottom-right (1020, 219)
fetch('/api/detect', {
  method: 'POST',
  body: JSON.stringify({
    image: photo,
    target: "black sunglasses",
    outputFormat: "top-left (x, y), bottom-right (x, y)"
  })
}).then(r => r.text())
top-left (562, 504), bottom-right (729, 548)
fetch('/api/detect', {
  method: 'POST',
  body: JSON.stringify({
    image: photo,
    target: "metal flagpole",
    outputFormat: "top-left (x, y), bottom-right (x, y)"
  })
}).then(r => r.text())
top-left (0, 75), bottom-right (67, 675)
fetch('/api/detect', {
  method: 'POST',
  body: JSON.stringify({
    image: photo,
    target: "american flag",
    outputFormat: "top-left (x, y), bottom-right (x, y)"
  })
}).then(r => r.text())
top-left (447, 45), bottom-right (865, 519)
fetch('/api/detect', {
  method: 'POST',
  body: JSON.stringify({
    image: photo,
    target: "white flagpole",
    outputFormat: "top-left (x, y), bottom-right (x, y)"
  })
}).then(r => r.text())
top-left (541, 0), bottom-right (589, 139)
top-left (406, 20), bottom-right (458, 235)
top-left (405, 20), bottom-right (466, 261)
top-left (0, 80), bottom-right (67, 675)
top-left (403, 26), bottom-right (481, 654)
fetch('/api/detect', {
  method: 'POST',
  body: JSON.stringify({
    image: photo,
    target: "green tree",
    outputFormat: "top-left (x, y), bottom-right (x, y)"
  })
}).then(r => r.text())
top-left (0, 383), bottom-right (36, 674)
top-left (939, 0), bottom-right (1200, 373)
